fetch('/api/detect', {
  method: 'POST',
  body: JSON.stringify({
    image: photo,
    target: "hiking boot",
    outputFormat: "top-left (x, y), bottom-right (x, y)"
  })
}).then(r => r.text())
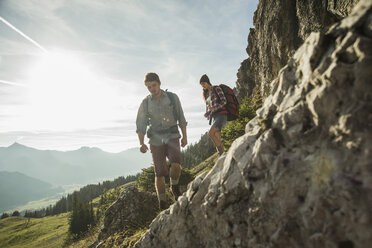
top-left (171, 184), bottom-right (182, 200)
top-left (159, 200), bottom-right (168, 210)
top-left (216, 146), bottom-right (224, 155)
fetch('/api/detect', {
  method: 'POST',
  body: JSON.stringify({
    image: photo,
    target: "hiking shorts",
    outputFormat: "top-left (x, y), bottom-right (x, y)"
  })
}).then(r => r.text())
top-left (150, 138), bottom-right (181, 177)
top-left (212, 114), bottom-right (227, 131)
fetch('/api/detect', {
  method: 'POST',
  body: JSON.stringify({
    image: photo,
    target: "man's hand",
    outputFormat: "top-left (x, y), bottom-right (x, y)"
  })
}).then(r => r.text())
top-left (181, 137), bottom-right (188, 148)
top-left (140, 144), bottom-right (149, 153)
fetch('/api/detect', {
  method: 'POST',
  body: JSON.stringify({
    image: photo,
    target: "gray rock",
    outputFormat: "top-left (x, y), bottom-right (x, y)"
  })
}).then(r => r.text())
top-left (236, 0), bottom-right (360, 101)
top-left (134, 1), bottom-right (372, 247)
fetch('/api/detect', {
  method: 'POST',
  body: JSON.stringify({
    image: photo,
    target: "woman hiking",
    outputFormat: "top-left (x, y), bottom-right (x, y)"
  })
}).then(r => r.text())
top-left (199, 74), bottom-right (227, 155)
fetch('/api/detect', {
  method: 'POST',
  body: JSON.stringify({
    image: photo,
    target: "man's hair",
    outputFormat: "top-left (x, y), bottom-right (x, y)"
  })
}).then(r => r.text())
top-left (199, 74), bottom-right (210, 84)
top-left (144, 72), bottom-right (161, 83)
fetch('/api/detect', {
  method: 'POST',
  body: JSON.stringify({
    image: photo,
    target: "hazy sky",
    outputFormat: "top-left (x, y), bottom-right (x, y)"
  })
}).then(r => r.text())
top-left (0, 0), bottom-right (258, 152)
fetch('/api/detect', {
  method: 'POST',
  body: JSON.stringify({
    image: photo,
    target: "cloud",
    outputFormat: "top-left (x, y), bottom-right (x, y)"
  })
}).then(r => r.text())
top-left (0, 0), bottom-right (258, 151)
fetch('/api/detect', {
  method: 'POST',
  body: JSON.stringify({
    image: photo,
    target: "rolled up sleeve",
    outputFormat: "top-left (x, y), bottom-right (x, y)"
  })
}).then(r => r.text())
top-left (136, 100), bottom-right (147, 134)
top-left (174, 94), bottom-right (187, 127)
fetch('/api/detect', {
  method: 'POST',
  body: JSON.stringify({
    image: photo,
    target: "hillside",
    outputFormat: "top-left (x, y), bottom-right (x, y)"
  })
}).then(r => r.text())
top-left (0, 178), bottom-right (139, 248)
top-left (0, 171), bottom-right (63, 212)
top-left (0, 143), bottom-right (152, 185)
top-left (0, 214), bottom-right (69, 248)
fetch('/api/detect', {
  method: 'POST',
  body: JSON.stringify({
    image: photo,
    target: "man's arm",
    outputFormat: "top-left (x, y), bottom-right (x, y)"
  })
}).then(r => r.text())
top-left (136, 99), bottom-right (149, 153)
top-left (180, 126), bottom-right (187, 148)
top-left (173, 93), bottom-right (188, 147)
top-left (137, 132), bottom-right (148, 153)
top-left (173, 93), bottom-right (187, 127)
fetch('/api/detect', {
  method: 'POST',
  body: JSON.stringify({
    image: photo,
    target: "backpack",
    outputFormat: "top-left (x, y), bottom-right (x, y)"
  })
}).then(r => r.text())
top-left (213, 84), bottom-right (239, 121)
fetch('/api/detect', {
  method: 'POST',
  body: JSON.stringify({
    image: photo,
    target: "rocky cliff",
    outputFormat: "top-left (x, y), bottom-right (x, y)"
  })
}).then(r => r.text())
top-left (236, 0), bottom-right (360, 100)
top-left (134, 1), bottom-right (372, 247)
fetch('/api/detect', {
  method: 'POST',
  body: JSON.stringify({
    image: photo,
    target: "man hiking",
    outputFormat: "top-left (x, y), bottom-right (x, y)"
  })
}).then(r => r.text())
top-left (136, 72), bottom-right (188, 210)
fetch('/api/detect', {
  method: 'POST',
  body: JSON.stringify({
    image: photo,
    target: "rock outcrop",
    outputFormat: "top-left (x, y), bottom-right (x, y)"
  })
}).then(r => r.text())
top-left (134, 1), bottom-right (372, 247)
top-left (236, 0), bottom-right (360, 100)
top-left (93, 186), bottom-right (158, 247)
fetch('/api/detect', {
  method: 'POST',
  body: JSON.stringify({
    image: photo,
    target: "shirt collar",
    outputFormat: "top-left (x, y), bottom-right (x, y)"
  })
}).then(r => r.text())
top-left (149, 89), bottom-right (166, 100)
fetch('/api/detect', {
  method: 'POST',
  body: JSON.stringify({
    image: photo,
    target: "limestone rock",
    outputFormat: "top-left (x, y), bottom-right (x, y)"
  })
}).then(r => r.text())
top-left (134, 1), bottom-right (372, 247)
top-left (236, 0), bottom-right (360, 100)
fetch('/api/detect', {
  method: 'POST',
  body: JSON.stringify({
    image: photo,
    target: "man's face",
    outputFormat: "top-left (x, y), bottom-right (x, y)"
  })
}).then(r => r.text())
top-left (145, 81), bottom-right (161, 96)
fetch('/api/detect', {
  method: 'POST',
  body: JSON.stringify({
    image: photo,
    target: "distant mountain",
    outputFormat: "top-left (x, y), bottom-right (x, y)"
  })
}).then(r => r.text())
top-left (0, 143), bottom-right (152, 185)
top-left (0, 171), bottom-right (63, 212)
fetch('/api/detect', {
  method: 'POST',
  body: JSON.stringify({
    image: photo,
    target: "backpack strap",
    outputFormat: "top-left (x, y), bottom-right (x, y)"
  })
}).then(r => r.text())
top-left (165, 91), bottom-right (179, 121)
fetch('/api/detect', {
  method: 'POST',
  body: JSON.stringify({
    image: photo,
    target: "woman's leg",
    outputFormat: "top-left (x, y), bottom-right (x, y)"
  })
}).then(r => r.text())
top-left (208, 126), bottom-right (224, 154)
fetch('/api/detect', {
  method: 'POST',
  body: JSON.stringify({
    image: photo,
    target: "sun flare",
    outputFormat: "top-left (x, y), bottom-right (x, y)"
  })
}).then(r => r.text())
top-left (25, 49), bottom-right (121, 131)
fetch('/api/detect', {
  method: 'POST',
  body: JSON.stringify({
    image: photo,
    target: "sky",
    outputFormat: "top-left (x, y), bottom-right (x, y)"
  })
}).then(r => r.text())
top-left (0, 0), bottom-right (258, 153)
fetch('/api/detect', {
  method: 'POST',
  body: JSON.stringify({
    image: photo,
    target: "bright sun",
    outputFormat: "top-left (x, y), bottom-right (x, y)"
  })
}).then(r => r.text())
top-left (25, 49), bottom-right (121, 131)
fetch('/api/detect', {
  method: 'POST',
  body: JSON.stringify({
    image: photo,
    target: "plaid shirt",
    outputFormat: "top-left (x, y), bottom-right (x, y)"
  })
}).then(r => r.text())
top-left (209, 86), bottom-right (227, 113)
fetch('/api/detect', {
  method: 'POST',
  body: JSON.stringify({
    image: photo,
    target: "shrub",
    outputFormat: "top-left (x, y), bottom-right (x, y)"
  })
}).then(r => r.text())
top-left (137, 166), bottom-right (194, 193)
top-left (1, 213), bottom-right (9, 219)
top-left (221, 91), bottom-right (262, 150)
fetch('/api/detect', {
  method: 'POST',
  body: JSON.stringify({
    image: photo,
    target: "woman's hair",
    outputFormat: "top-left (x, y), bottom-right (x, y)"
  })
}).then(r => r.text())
top-left (200, 74), bottom-right (212, 102)
top-left (202, 88), bottom-right (210, 102)
top-left (144, 72), bottom-right (161, 83)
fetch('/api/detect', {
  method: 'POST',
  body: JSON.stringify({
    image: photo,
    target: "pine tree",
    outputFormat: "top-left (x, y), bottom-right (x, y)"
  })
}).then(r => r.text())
top-left (1, 213), bottom-right (9, 219)
top-left (69, 192), bottom-right (80, 236)
top-left (11, 210), bottom-right (20, 217)
top-left (68, 192), bottom-right (96, 238)
top-left (137, 166), bottom-right (156, 192)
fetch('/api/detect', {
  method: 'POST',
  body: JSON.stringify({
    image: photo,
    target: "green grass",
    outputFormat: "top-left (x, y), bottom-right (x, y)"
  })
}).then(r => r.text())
top-left (0, 167), bottom-right (216, 248)
top-left (190, 153), bottom-right (219, 177)
top-left (0, 213), bottom-right (69, 248)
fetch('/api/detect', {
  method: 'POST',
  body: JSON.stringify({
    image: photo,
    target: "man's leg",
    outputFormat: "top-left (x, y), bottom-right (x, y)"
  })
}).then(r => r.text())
top-left (167, 139), bottom-right (182, 200)
top-left (150, 144), bottom-right (168, 209)
top-left (170, 162), bottom-right (181, 185)
top-left (155, 176), bottom-right (166, 201)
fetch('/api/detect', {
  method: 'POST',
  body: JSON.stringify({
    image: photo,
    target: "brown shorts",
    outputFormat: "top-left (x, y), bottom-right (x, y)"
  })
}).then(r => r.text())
top-left (150, 138), bottom-right (181, 177)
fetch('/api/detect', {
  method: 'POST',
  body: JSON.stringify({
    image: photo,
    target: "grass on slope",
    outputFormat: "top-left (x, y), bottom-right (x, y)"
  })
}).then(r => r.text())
top-left (190, 153), bottom-right (219, 177)
top-left (0, 213), bottom-right (69, 248)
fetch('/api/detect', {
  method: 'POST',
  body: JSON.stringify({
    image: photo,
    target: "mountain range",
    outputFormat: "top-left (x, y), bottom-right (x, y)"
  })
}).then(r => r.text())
top-left (0, 143), bottom-right (152, 185)
top-left (0, 171), bottom-right (63, 212)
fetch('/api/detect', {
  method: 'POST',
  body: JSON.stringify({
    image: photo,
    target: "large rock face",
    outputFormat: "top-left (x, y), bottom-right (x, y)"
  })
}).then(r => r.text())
top-left (236, 0), bottom-right (360, 100)
top-left (134, 1), bottom-right (372, 247)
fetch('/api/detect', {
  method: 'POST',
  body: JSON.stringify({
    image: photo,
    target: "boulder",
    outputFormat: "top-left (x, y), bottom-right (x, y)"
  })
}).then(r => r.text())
top-left (93, 185), bottom-right (158, 247)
